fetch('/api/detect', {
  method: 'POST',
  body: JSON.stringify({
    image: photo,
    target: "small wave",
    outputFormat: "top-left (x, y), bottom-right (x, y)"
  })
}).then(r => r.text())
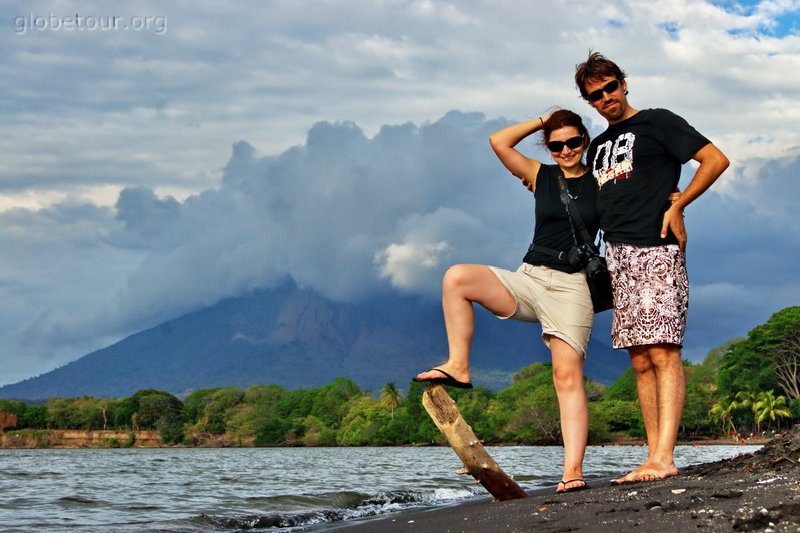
top-left (244, 491), bottom-right (369, 512)
top-left (0, 497), bottom-right (39, 511)
top-left (5, 470), bottom-right (66, 478)
top-left (197, 488), bottom-right (469, 530)
top-left (57, 495), bottom-right (106, 507)
top-left (197, 509), bottom-right (342, 530)
top-left (124, 504), bottom-right (164, 511)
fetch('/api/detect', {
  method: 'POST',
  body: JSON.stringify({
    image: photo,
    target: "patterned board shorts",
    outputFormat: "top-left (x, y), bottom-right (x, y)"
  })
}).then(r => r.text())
top-left (605, 243), bottom-right (688, 350)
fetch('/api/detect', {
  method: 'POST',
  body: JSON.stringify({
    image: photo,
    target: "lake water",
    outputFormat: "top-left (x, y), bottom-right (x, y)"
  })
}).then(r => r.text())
top-left (0, 444), bottom-right (760, 531)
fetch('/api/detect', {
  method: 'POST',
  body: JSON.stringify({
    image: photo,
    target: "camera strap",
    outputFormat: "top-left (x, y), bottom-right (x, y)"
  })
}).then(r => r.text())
top-left (557, 173), bottom-right (598, 248)
top-left (529, 170), bottom-right (598, 262)
top-left (530, 243), bottom-right (567, 261)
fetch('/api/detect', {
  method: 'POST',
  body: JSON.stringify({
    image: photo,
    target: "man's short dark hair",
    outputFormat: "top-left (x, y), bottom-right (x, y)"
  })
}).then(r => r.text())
top-left (574, 52), bottom-right (626, 99)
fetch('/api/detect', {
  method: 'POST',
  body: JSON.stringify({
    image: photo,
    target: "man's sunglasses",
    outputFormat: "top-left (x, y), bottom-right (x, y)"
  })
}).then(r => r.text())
top-left (586, 79), bottom-right (620, 102)
top-left (547, 135), bottom-right (584, 153)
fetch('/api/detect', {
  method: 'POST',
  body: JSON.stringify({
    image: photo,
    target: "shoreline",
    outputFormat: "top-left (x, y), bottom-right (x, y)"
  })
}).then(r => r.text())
top-left (331, 428), bottom-right (800, 532)
top-left (0, 426), bottom-right (772, 449)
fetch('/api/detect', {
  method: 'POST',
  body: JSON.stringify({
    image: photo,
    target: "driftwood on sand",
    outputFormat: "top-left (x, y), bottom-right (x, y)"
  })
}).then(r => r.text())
top-left (421, 384), bottom-right (528, 501)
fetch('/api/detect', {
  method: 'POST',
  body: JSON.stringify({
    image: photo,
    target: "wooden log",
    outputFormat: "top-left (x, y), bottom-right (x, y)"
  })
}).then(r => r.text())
top-left (422, 384), bottom-right (528, 501)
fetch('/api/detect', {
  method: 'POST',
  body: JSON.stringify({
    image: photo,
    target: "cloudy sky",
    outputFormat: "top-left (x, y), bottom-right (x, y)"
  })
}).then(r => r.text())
top-left (1, 0), bottom-right (798, 387)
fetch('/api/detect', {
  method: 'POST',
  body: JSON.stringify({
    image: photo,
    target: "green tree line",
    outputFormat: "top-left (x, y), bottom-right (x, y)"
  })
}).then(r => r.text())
top-left (1, 306), bottom-right (798, 446)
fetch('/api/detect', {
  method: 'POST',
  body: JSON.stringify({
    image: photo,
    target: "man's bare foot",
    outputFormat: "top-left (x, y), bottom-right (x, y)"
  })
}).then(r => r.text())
top-left (612, 461), bottom-right (679, 485)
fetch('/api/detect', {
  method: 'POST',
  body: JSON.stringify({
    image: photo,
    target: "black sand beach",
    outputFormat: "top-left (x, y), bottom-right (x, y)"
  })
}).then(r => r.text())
top-left (333, 428), bottom-right (800, 532)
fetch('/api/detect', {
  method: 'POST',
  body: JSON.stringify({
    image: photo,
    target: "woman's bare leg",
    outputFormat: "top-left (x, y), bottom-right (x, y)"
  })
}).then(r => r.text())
top-left (415, 264), bottom-right (516, 384)
top-left (550, 337), bottom-right (588, 492)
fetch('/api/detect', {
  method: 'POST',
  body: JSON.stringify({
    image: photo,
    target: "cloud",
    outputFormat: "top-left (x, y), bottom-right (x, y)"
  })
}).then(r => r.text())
top-left (114, 187), bottom-right (181, 245)
top-left (375, 207), bottom-right (494, 293)
top-left (1, 110), bottom-right (796, 386)
top-left (3, 1), bottom-right (799, 207)
top-left (377, 240), bottom-right (452, 290)
top-left (1, 0), bottom-right (800, 383)
top-left (111, 112), bottom-right (526, 315)
top-left (720, 155), bottom-right (800, 225)
top-left (675, 159), bottom-right (800, 360)
top-left (0, 201), bottom-right (140, 379)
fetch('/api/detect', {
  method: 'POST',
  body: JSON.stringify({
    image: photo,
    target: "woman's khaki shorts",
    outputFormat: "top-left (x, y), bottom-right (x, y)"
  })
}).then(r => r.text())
top-left (488, 263), bottom-right (594, 358)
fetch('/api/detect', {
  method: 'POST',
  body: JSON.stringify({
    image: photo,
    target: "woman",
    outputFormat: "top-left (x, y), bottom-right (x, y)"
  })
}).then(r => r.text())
top-left (413, 109), bottom-right (597, 494)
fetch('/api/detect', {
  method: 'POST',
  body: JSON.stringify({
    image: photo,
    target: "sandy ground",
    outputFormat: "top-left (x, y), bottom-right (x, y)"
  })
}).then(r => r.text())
top-left (332, 427), bottom-right (800, 532)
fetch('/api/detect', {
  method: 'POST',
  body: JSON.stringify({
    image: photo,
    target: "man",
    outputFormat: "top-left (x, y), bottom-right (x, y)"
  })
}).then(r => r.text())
top-left (574, 53), bottom-right (729, 484)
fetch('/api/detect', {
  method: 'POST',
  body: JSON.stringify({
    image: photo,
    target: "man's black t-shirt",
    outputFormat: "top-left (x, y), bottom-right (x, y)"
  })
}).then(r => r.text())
top-left (586, 108), bottom-right (710, 245)
top-left (522, 164), bottom-right (599, 273)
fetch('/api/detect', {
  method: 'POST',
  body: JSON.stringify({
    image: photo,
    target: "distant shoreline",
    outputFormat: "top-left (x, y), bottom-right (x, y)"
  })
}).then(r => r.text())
top-left (1, 429), bottom-right (162, 448)
top-left (0, 428), bottom-right (773, 449)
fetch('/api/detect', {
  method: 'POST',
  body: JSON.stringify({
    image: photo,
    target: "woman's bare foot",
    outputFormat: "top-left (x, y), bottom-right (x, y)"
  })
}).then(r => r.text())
top-left (413, 364), bottom-right (471, 388)
top-left (415, 363), bottom-right (469, 383)
top-left (556, 478), bottom-right (587, 493)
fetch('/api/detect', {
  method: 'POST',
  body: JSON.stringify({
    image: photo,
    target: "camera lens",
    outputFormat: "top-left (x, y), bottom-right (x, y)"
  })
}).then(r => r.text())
top-left (566, 245), bottom-right (587, 269)
top-left (585, 256), bottom-right (607, 280)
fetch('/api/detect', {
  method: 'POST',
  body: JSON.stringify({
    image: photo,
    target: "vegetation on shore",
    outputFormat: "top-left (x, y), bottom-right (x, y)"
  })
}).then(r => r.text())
top-left (1, 307), bottom-right (797, 448)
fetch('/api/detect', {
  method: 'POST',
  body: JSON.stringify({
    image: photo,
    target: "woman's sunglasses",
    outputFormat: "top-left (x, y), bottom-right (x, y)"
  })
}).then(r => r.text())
top-left (547, 135), bottom-right (584, 153)
top-left (586, 79), bottom-right (620, 102)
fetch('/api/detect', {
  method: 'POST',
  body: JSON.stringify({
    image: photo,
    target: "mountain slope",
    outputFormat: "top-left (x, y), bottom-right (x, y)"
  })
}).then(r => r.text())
top-left (0, 283), bottom-right (628, 400)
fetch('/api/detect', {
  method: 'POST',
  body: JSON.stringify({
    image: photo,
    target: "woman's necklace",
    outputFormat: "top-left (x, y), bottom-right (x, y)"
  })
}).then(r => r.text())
top-left (565, 169), bottom-right (586, 200)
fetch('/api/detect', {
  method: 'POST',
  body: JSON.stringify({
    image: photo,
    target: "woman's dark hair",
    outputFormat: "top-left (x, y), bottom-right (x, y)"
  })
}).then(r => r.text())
top-left (574, 52), bottom-right (626, 99)
top-left (541, 109), bottom-right (590, 149)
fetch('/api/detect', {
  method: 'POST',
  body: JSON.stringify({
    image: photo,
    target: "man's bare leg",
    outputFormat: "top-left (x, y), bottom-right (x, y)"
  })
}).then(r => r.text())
top-left (612, 347), bottom-right (659, 483)
top-left (614, 344), bottom-right (683, 483)
top-left (633, 344), bottom-right (684, 480)
top-left (551, 338), bottom-right (588, 492)
top-left (415, 264), bottom-right (515, 384)
top-left (632, 347), bottom-right (660, 457)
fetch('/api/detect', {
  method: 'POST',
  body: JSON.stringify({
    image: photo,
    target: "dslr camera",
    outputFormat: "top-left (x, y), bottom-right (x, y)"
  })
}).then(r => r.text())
top-left (566, 243), bottom-right (607, 280)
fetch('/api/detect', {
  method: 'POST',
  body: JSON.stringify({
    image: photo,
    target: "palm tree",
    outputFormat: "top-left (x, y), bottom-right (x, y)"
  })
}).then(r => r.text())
top-left (380, 383), bottom-right (403, 419)
top-left (755, 390), bottom-right (793, 432)
top-left (709, 397), bottom-right (738, 438)
top-left (734, 389), bottom-right (761, 435)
